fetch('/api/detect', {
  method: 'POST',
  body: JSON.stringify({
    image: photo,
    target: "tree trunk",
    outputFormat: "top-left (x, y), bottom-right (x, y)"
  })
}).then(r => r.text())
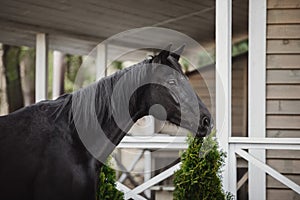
top-left (0, 44), bottom-right (8, 115)
top-left (2, 45), bottom-right (24, 113)
top-left (20, 47), bottom-right (35, 106)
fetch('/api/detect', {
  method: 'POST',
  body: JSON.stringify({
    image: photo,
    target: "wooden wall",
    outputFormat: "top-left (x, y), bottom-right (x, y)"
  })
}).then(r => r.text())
top-left (266, 0), bottom-right (300, 199)
top-left (188, 53), bottom-right (248, 137)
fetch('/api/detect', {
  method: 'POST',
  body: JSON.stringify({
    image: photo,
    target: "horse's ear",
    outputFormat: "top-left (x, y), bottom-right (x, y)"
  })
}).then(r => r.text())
top-left (157, 44), bottom-right (172, 62)
top-left (170, 44), bottom-right (185, 61)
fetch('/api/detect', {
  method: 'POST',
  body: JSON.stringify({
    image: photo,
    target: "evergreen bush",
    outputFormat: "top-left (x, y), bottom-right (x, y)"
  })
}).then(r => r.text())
top-left (173, 133), bottom-right (233, 200)
top-left (97, 159), bottom-right (124, 200)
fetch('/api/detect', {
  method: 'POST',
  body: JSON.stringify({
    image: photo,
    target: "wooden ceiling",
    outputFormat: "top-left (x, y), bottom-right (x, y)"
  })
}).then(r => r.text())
top-left (0, 0), bottom-right (248, 55)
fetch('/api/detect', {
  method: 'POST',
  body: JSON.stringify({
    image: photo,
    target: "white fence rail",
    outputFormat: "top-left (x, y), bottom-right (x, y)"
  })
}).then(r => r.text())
top-left (229, 137), bottom-right (300, 197)
top-left (116, 136), bottom-right (185, 200)
top-left (116, 136), bottom-right (300, 199)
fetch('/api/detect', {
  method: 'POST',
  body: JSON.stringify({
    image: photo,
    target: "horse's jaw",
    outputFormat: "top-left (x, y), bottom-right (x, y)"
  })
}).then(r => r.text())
top-left (166, 117), bottom-right (212, 138)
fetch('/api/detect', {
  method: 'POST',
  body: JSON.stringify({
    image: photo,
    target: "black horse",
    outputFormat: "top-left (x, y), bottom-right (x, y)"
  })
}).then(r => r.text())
top-left (0, 46), bottom-right (212, 200)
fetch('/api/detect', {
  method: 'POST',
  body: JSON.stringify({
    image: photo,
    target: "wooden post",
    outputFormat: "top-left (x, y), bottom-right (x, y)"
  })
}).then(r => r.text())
top-left (35, 33), bottom-right (48, 102)
top-left (144, 150), bottom-right (151, 198)
top-left (216, 0), bottom-right (232, 194)
top-left (96, 43), bottom-right (107, 80)
top-left (248, 0), bottom-right (267, 199)
top-left (52, 50), bottom-right (65, 99)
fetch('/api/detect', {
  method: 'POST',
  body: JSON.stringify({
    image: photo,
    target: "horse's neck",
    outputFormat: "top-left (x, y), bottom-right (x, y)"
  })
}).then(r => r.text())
top-left (73, 66), bottom-right (147, 143)
top-left (69, 63), bottom-right (152, 162)
top-left (96, 68), bottom-right (148, 133)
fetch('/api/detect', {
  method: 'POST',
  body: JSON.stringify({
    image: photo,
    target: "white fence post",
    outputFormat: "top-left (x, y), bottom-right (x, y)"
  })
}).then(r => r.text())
top-left (248, 0), bottom-right (267, 199)
top-left (144, 150), bottom-right (151, 198)
top-left (35, 33), bottom-right (48, 102)
top-left (216, 0), bottom-right (232, 193)
top-left (52, 50), bottom-right (65, 99)
top-left (96, 43), bottom-right (107, 80)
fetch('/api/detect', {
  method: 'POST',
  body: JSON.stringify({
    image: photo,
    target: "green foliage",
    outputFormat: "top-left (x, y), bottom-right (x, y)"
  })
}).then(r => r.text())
top-left (197, 50), bottom-right (215, 68)
top-left (232, 40), bottom-right (248, 57)
top-left (64, 54), bottom-right (82, 93)
top-left (173, 133), bottom-right (233, 200)
top-left (111, 61), bottom-right (123, 70)
top-left (2, 45), bottom-right (24, 111)
top-left (66, 54), bottom-right (82, 82)
top-left (97, 159), bottom-right (124, 200)
top-left (65, 54), bottom-right (82, 93)
top-left (3, 45), bottom-right (21, 81)
top-left (179, 57), bottom-right (189, 72)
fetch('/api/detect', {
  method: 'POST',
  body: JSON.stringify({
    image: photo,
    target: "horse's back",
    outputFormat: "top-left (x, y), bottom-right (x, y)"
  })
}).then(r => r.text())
top-left (0, 106), bottom-right (50, 199)
top-left (0, 103), bottom-right (99, 200)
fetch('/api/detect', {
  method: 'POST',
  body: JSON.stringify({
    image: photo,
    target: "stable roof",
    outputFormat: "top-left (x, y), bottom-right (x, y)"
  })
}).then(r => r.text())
top-left (0, 0), bottom-right (248, 55)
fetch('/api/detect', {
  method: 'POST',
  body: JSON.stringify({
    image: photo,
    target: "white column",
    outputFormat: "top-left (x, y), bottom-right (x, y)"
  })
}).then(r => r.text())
top-left (35, 33), bottom-right (48, 102)
top-left (248, 0), bottom-right (267, 199)
top-left (216, 0), bottom-right (232, 193)
top-left (144, 150), bottom-right (151, 198)
top-left (52, 51), bottom-right (65, 99)
top-left (96, 43), bottom-right (107, 80)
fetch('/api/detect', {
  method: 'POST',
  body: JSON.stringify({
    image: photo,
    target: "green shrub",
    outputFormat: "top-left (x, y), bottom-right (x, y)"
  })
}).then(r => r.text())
top-left (97, 159), bottom-right (124, 200)
top-left (173, 133), bottom-right (233, 200)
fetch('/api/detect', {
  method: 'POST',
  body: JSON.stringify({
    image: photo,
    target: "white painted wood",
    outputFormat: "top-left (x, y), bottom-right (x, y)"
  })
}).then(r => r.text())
top-left (237, 144), bottom-right (300, 150)
top-left (230, 137), bottom-right (300, 145)
top-left (228, 144), bottom-right (237, 197)
top-left (237, 172), bottom-right (248, 190)
top-left (229, 137), bottom-right (300, 150)
top-left (35, 33), bottom-right (48, 102)
top-left (248, 0), bottom-right (267, 199)
top-left (117, 136), bottom-right (188, 149)
top-left (131, 162), bottom-right (181, 194)
top-left (117, 142), bottom-right (187, 149)
top-left (118, 150), bottom-right (144, 183)
top-left (120, 136), bottom-right (187, 143)
top-left (216, 0), bottom-right (232, 193)
top-left (96, 43), bottom-right (107, 80)
top-left (144, 150), bottom-right (151, 198)
top-left (118, 136), bottom-right (300, 150)
top-left (116, 182), bottom-right (147, 200)
top-left (52, 50), bottom-right (64, 99)
top-left (236, 149), bottom-right (300, 195)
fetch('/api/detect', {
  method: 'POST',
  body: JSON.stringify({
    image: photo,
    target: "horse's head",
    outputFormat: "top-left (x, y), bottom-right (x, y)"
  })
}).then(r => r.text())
top-left (145, 45), bottom-right (212, 137)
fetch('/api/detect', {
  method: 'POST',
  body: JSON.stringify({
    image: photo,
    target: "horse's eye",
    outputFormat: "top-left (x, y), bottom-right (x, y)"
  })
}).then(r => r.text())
top-left (168, 79), bottom-right (177, 85)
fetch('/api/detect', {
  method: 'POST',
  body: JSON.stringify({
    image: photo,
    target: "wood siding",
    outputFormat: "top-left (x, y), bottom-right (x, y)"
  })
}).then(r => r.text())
top-left (188, 53), bottom-right (248, 137)
top-left (266, 0), bottom-right (300, 199)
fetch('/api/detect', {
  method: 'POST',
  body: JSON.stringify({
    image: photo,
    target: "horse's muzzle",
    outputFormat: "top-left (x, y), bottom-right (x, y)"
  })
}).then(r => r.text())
top-left (196, 115), bottom-right (213, 137)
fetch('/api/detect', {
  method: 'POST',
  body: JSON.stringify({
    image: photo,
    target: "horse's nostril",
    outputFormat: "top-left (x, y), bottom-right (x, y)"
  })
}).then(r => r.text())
top-left (201, 116), bottom-right (210, 128)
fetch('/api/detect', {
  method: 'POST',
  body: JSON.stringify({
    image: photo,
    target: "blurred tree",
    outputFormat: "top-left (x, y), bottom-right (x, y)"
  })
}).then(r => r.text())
top-left (65, 54), bottom-right (82, 93)
top-left (0, 44), bottom-right (8, 115)
top-left (111, 61), bottom-right (123, 70)
top-left (2, 45), bottom-right (24, 112)
top-left (20, 47), bottom-right (35, 105)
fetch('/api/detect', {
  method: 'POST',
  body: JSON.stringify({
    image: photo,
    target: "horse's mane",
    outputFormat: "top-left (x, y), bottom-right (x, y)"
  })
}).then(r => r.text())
top-left (45, 56), bottom-right (155, 126)
top-left (43, 50), bottom-right (184, 130)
